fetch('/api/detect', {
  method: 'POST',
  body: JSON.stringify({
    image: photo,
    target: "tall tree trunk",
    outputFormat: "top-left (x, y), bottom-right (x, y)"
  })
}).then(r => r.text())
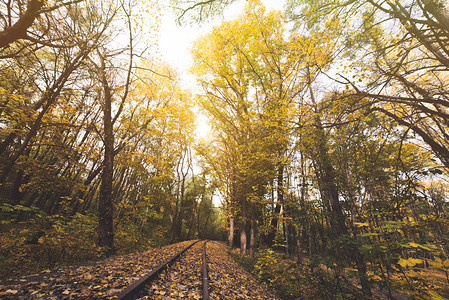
top-left (240, 198), bottom-right (247, 255)
top-left (249, 202), bottom-right (256, 255)
top-left (317, 118), bottom-right (372, 296)
top-left (97, 56), bottom-right (115, 256)
top-left (240, 205), bottom-right (247, 255)
top-left (228, 206), bottom-right (235, 248)
top-left (175, 165), bottom-right (187, 239)
top-left (266, 164), bottom-right (284, 246)
top-left (197, 194), bottom-right (203, 238)
top-left (296, 224), bottom-right (302, 262)
top-left (187, 201), bottom-right (197, 240)
top-left (307, 72), bottom-right (371, 296)
top-left (11, 170), bottom-right (25, 203)
top-left (171, 148), bottom-right (190, 241)
top-left (171, 167), bottom-right (181, 241)
top-left (171, 152), bottom-right (184, 242)
top-left (0, 133), bottom-right (17, 157)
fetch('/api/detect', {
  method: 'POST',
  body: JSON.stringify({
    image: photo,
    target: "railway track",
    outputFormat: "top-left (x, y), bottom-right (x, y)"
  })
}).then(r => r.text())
top-left (116, 240), bottom-right (210, 300)
top-left (1, 239), bottom-right (277, 299)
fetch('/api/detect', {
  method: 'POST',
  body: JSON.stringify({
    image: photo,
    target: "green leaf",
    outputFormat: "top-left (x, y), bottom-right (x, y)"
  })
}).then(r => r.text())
top-left (408, 242), bottom-right (420, 248)
top-left (428, 291), bottom-right (446, 300)
top-left (397, 258), bottom-right (422, 268)
top-left (360, 232), bottom-right (380, 237)
top-left (404, 242), bottom-right (436, 251)
top-left (360, 245), bottom-right (372, 253)
top-left (0, 205), bottom-right (14, 212)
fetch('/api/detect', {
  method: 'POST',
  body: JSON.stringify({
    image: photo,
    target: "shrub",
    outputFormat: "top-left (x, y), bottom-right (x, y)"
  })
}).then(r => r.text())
top-left (0, 211), bottom-right (98, 279)
top-left (233, 247), bottom-right (361, 299)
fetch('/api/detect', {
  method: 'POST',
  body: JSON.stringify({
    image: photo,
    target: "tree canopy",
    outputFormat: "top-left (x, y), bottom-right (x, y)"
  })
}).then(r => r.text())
top-left (1, 0), bottom-right (448, 297)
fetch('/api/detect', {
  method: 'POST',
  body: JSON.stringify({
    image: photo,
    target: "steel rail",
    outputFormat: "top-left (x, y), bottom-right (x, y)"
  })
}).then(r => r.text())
top-left (116, 240), bottom-right (201, 300)
top-left (202, 240), bottom-right (209, 300)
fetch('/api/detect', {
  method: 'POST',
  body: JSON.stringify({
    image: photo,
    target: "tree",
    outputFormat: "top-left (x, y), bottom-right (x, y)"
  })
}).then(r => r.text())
top-left (0, 0), bottom-right (87, 50)
top-left (86, 0), bottom-right (143, 255)
top-left (286, 0), bottom-right (449, 169)
top-left (0, 0), bottom-right (166, 255)
top-left (192, 0), bottom-right (302, 254)
top-left (169, 0), bottom-right (238, 24)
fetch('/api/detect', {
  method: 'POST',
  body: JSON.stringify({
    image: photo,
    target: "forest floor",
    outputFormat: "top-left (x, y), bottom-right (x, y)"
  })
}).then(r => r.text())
top-left (230, 246), bottom-right (449, 300)
top-left (0, 240), bottom-right (277, 299)
top-left (206, 241), bottom-right (276, 299)
top-left (0, 240), bottom-right (193, 298)
top-left (2, 238), bottom-right (447, 299)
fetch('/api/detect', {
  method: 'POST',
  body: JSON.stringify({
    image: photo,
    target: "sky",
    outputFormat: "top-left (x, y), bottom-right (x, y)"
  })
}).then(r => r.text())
top-left (157, 0), bottom-right (449, 78)
top-left (156, 0), bottom-right (286, 143)
top-left (157, 0), bottom-right (285, 82)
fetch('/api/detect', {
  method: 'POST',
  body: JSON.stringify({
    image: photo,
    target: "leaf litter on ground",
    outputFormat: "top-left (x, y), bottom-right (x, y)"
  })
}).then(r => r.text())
top-left (206, 241), bottom-right (278, 300)
top-left (0, 240), bottom-right (195, 299)
top-left (138, 241), bottom-right (203, 299)
top-left (0, 240), bottom-right (279, 299)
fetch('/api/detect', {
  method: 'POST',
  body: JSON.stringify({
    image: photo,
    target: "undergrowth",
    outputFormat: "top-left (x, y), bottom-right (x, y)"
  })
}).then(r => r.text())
top-left (231, 247), bottom-right (362, 299)
top-left (0, 204), bottom-right (167, 280)
top-left (231, 247), bottom-right (449, 299)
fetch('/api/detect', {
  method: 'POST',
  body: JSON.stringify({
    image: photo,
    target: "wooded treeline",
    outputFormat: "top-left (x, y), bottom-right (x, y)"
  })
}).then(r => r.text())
top-left (1, 0), bottom-right (449, 298)
top-left (0, 0), bottom-right (222, 277)
top-left (191, 0), bottom-right (449, 297)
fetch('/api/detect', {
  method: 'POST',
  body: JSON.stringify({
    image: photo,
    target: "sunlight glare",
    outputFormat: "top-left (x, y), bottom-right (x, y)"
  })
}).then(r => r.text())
top-left (195, 113), bottom-right (211, 140)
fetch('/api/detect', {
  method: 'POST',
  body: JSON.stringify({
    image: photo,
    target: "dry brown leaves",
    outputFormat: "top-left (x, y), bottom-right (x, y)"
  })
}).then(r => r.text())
top-left (1, 240), bottom-right (279, 299)
top-left (207, 242), bottom-right (278, 300)
top-left (139, 241), bottom-right (203, 299)
top-left (0, 240), bottom-right (194, 299)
